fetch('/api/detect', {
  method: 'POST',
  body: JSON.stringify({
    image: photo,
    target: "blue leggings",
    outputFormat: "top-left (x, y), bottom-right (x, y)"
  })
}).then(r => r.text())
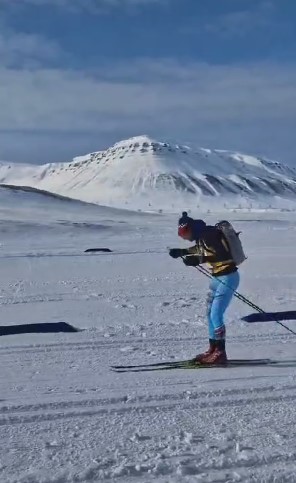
top-left (207, 271), bottom-right (240, 340)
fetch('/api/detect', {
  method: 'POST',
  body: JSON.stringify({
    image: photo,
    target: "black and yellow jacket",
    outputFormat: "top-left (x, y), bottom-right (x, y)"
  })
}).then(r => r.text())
top-left (187, 226), bottom-right (237, 277)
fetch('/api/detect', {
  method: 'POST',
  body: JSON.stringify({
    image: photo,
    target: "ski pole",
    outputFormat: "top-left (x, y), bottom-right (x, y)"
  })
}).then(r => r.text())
top-left (183, 258), bottom-right (296, 337)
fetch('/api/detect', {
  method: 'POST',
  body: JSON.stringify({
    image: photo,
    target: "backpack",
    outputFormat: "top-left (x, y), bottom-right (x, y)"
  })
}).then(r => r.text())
top-left (215, 220), bottom-right (247, 266)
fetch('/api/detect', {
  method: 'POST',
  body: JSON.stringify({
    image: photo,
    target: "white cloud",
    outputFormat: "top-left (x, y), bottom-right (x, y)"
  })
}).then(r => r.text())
top-left (204, 1), bottom-right (276, 37)
top-left (0, 59), bottom-right (296, 164)
top-left (0, 0), bottom-right (171, 14)
top-left (0, 3), bottom-right (295, 163)
top-left (0, 29), bottom-right (62, 68)
top-left (1, 60), bottom-right (295, 133)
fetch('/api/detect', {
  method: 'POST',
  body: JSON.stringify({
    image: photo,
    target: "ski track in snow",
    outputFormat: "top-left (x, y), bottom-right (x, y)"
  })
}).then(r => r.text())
top-left (1, 212), bottom-right (296, 482)
top-left (1, 332), bottom-right (296, 483)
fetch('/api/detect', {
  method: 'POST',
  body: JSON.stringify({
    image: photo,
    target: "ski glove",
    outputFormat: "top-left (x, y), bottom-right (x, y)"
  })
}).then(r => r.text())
top-left (183, 255), bottom-right (201, 267)
top-left (169, 248), bottom-right (188, 259)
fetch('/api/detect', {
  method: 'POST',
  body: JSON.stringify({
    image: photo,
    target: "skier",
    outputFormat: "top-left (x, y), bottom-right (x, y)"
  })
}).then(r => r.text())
top-left (169, 212), bottom-right (240, 365)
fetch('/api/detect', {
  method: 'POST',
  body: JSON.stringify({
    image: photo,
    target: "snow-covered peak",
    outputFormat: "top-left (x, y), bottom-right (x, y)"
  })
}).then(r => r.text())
top-left (1, 135), bottom-right (296, 212)
top-left (113, 134), bottom-right (156, 149)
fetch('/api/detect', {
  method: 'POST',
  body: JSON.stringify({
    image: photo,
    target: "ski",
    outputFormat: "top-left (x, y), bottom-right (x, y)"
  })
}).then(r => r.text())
top-left (111, 358), bottom-right (195, 369)
top-left (111, 358), bottom-right (276, 373)
top-left (111, 357), bottom-right (271, 370)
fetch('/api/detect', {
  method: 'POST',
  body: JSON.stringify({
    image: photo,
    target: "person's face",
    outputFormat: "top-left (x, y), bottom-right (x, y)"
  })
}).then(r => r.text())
top-left (179, 226), bottom-right (194, 242)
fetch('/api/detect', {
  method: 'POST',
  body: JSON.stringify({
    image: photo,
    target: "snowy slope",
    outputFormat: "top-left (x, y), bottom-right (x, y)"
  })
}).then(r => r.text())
top-left (0, 183), bottom-right (146, 222)
top-left (0, 201), bottom-right (296, 482)
top-left (1, 135), bottom-right (296, 211)
top-left (0, 184), bottom-right (159, 256)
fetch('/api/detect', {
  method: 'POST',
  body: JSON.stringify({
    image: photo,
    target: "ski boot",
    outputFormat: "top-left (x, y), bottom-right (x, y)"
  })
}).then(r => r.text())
top-left (200, 340), bottom-right (227, 365)
top-left (193, 339), bottom-right (216, 364)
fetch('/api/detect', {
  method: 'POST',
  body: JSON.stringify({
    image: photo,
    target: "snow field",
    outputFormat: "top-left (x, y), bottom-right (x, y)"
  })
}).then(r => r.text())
top-left (0, 197), bottom-right (296, 482)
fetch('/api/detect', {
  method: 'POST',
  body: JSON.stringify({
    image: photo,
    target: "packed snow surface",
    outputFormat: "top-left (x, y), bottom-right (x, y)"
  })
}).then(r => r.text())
top-left (1, 135), bottom-right (296, 211)
top-left (0, 186), bottom-right (296, 482)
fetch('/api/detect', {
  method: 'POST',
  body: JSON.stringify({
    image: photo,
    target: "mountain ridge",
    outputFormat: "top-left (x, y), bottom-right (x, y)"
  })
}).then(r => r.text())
top-left (1, 135), bottom-right (296, 211)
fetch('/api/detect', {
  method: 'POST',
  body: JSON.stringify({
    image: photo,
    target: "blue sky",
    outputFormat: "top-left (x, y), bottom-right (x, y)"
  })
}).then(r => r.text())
top-left (0, 0), bottom-right (295, 164)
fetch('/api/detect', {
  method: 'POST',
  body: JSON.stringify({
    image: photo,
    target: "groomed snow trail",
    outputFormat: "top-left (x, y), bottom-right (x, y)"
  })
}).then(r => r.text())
top-left (0, 213), bottom-right (296, 482)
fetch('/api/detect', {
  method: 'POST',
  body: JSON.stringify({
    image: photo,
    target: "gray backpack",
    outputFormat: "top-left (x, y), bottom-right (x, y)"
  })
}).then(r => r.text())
top-left (216, 220), bottom-right (247, 266)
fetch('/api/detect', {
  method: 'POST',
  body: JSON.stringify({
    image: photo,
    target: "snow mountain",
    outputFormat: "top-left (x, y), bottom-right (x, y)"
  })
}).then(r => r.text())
top-left (1, 135), bottom-right (296, 211)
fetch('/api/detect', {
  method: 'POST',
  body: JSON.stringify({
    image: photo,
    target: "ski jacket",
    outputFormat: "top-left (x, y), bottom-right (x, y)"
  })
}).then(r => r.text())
top-left (187, 225), bottom-right (238, 277)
